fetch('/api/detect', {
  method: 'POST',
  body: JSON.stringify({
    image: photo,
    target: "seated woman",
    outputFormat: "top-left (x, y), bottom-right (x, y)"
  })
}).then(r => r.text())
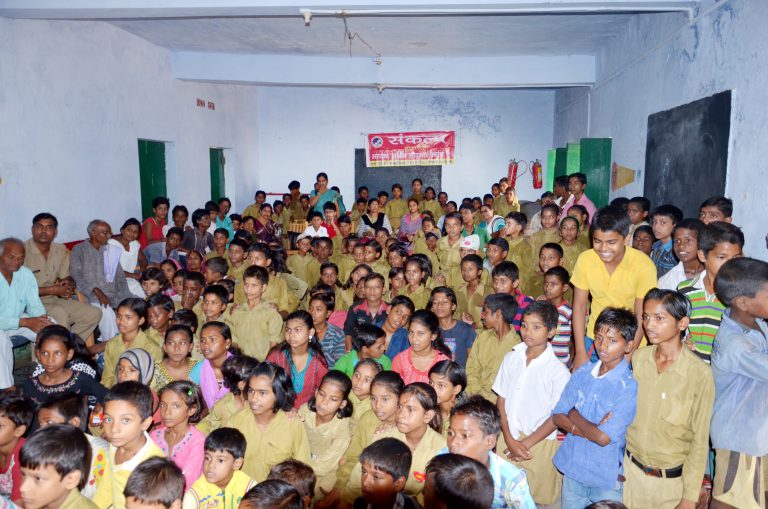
top-left (109, 218), bottom-right (148, 298)
top-left (398, 199), bottom-right (423, 249)
top-left (357, 198), bottom-right (392, 238)
top-left (253, 203), bottom-right (280, 244)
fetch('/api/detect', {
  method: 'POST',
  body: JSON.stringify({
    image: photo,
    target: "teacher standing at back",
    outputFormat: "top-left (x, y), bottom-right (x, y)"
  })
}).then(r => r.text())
top-left (309, 172), bottom-right (345, 216)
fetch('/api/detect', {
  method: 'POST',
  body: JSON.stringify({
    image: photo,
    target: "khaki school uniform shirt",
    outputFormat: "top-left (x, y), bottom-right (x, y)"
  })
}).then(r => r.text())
top-left (227, 262), bottom-right (247, 282)
top-left (234, 273), bottom-right (294, 314)
top-left (455, 281), bottom-right (486, 327)
top-left (560, 241), bottom-right (587, 275)
top-left (437, 236), bottom-right (463, 288)
top-left (101, 330), bottom-right (163, 388)
top-left (24, 239), bottom-right (70, 303)
top-left (626, 345), bottom-right (715, 503)
top-left (505, 237), bottom-right (534, 280)
top-left (230, 300), bottom-right (283, 359)
top-left (197, 391), bottom-right (242, 435)
top-left (241, 203), bottom-right (260, 219)
top-left (225, 409), bottom-right (311, 482)
top-left (528, 228), bottom-right (562, 272)
top-left (385, 199), bottom-right (409, 231)
top-left (335, 410), bottom-right (383, 490)
top-left (466, 328), bottom-right (521, 402)
top-left (402, 284), bottom-right (430, 311)
top-left (298, 404), bottom-right (353, 492)
top-left (61, 488), bottom-right (99, 509)
top-left (420, 200), bottom-right (443, 221)
top-left (205, 249), bottom-right (228, 261)
top-left (306, 257), bottom-right (323, 288)
top-left (494, 196), bottom-right (520, 217)
top-left (286, 253), bottom-right (314, 286)
top-left (345, 426), bottom-right (446, 504)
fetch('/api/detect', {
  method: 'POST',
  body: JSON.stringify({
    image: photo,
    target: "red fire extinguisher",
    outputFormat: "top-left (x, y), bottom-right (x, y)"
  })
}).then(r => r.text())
top-left (532, 159), bottom-right (543, 189)
top-left (508, 159), bottom-right (519, 189)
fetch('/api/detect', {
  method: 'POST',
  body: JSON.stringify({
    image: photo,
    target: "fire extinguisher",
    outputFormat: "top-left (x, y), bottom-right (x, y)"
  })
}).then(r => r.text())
top-left (508, 159), bottom-right (519, 189)
top-left (532, 159), bottom-right (543, 189)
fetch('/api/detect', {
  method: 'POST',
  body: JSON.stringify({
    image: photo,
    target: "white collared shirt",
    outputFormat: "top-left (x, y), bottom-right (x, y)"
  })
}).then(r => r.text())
top-left (492, 343), bottom-right (571, 440)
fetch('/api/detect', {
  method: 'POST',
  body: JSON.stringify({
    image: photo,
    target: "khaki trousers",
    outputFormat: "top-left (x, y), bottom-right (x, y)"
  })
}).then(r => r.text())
top-left (43, 297), bottom-right (102, 339)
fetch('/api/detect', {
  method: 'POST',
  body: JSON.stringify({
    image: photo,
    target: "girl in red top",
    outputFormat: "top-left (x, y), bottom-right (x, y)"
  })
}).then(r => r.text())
top-left (266, 310), bottom-right (329, 408)
top-left (391, 310), bottom-right (452, 384)
top-left (139, 196), bottom-right (169, 248)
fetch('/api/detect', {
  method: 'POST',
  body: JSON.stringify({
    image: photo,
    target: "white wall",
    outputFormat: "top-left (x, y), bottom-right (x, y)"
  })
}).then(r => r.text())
top-left (553, 0), bottom-right (768, 259)
top-left (0, 18), bottom-right (259, 243)
top-left (254, 87), bottom-right (555, 205)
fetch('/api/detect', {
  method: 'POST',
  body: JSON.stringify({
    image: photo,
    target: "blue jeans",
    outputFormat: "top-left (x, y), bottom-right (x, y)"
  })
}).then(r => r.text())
top-left (561, 475), bottom-right (623, 509)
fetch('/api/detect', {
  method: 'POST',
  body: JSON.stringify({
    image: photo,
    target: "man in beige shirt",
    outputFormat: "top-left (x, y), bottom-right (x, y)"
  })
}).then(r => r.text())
top-left (24, 213), bottom-right (101, 340)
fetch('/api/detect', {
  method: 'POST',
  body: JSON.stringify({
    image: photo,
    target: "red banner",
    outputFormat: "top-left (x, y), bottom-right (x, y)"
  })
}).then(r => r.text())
top-left (366, 131), bottom-right (455, 167)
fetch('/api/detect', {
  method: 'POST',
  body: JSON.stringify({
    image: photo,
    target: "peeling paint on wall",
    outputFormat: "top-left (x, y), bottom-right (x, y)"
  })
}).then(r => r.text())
top-left (554, 0), bottom-right (768, 259)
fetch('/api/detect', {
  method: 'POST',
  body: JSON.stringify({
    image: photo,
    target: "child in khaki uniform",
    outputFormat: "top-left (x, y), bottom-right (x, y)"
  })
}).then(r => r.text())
top-left (624, 289), bottom-right (714, 509)
top-left (229, 266), bottom-right (283, 360)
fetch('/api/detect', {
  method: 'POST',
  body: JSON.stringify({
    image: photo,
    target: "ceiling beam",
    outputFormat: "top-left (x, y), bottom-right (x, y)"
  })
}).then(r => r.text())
top-left (0, 0), bottom-right (698, 19)
top-left (171, 52), bottom-right (595, 89)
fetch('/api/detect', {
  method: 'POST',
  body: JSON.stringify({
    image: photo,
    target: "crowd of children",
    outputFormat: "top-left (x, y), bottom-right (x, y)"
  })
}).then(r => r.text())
top-left (1, 172), bottom-right (766, 509)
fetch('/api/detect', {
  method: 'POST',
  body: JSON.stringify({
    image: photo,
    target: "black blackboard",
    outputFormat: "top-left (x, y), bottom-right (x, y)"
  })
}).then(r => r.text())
top-left (644, 90), bottom-right (731, 218)
top-left (355, 149), bottom-right (442, 198)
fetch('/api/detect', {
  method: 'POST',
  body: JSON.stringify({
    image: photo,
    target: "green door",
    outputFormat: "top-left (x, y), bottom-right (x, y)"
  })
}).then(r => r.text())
top-left (579, 138), bottom-right (612, 209)
top-left (137, 140), bottom-right (167, 220)
top-left (210, 148), bottom-right (226, 201)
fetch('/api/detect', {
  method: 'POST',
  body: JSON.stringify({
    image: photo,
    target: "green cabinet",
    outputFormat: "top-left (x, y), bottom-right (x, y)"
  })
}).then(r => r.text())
top-left (579, 138), bottom-right (612, 209)
top-left (547, 138), bottom-right (612, 208)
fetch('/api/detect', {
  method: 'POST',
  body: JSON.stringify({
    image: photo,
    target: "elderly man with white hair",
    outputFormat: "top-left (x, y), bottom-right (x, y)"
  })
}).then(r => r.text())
top-left (70, 220), bottom-right (133, 349)
top-left (0, 237), bottom-right (53, 388)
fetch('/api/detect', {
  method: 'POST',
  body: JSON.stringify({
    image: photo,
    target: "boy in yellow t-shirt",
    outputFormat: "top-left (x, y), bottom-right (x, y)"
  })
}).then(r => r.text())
top-left (183, 428), bottom-right (256, 509)
top-left (570, 207), bottom-right (656, 370)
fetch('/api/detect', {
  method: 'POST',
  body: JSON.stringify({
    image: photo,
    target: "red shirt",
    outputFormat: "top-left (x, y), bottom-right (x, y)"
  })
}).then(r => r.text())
top-left (139, 216), bottom-right (166, 249)
top-left (321, 221), bottom-right (338, 239)
top-left (266, 348), bottom-right (329, 409)
top-left (0, 438), bottom-right (25, 501)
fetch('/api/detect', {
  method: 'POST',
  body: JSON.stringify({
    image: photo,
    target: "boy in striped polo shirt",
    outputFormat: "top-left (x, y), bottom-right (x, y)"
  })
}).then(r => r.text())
top-left (677, 222), bottom-right (744, 363)
top-left (543, 266), bottom-right (573, 367)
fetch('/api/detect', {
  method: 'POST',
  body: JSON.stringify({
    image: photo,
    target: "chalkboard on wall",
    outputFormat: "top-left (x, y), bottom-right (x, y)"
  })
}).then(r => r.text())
top-left (354, 149), bottom-right (442, 197)
top-left (644, 91), bottom-right (731, 218)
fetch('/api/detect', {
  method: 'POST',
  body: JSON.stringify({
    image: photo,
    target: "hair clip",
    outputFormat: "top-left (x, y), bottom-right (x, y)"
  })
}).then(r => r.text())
top-left (187, 387), bottom-right (194, 397)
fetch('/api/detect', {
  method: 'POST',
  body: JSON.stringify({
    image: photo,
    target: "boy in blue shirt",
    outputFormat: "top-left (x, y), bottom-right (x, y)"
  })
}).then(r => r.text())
top-left (552, 307), bottom-right (638, 509)
top-left (710, 257), bottom-right (768, 509)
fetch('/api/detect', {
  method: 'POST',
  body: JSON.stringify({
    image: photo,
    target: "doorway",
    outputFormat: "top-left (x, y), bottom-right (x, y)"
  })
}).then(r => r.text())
top-left (137, 139), bottom-right (167, 220)
top-left (210, 148), bottom-right (226, 201)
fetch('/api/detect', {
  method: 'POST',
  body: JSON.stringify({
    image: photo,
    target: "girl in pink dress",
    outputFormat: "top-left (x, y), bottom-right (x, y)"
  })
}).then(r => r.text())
top-left (150, 380), bottom-right (207, 489)
top-left (391, 310), bottom-right (453, 384)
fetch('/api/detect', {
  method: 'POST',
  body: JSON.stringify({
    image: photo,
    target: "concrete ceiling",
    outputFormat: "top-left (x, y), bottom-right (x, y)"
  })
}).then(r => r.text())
top-left (1, 0), bottom-right (697, 88)
top-left (109, 14), bottom-right (636, 57)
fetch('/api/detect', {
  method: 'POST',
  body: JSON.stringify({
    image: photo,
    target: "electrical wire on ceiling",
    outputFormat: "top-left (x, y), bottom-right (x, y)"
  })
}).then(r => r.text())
top-left (340, 13), bottom-right (382, 65)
